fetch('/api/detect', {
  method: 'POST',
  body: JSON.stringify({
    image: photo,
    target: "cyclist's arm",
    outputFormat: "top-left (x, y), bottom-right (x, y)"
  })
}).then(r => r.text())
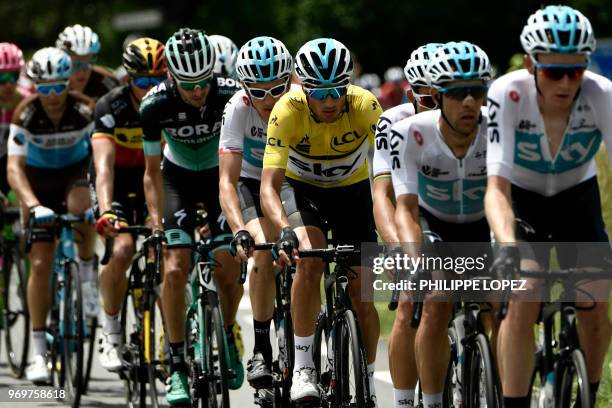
top-left (395, 193), bottom-right (422, 248)
top-left (92, 136), bottom-right (115, 213)
top-left (143, 150), bottom-right (163, 231)
top-left (260, 167), bottom-right (289, 232)
top-left (373, 114), bottom-right (399, 244)
top-left (485, 80), bottom-right (518, 244)
top-left (7, 124), bottom-right (38, 208)
top-left (594, 76), bottom-right (612, 164)
top-left (219, 153), bottom-right (245, 233)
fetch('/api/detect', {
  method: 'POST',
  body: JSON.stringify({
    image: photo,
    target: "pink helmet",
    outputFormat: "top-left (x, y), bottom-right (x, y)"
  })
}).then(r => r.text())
top-left (0, 43), bottom-right (25, 72)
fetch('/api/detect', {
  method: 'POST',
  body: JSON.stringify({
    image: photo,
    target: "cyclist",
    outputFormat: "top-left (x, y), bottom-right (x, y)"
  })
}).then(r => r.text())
top-left (92, 37), bottom-right (166, 372)
top-left (261, 38), bottom-right (382, 405)
top-left (378, 66), bottom-right (410, 109)
top-left (56, 24), bottom-right (119, 100)
top-left (373, 43), bottom-right (440, 408)
top-left (140, 28), bottom-right (243, 405)
top-left (392, 41), bottom-right (492, 408)
top-left (210, 34), bottom-right (238, 77)
top-left (219, 36), bottom-right (293, 399)
top-left (7, 47), bottom-right (96, 383)
top-left (0, 42), bottom-right (31, 196)
top-left (485, 6), bottom-right (612, 407)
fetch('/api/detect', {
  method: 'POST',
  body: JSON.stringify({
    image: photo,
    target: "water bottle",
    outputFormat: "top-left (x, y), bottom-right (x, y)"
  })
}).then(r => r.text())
top-left (278, 318), bottom-right (286, 372)
top-left (538, 372), bottom-right (554, 408)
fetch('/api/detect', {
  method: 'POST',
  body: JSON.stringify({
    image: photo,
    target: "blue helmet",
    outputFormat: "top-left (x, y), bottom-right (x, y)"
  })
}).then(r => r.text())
top-left (236, 36), bottom-right (293, 83)
top-left (295, 38), bottom-right (352, 88)
top-left (426, 41), bottom-right (491, 88)
top-left (404, 43), bottom-right (443, 87)
top-left (521, 6), bottom-right (595, 56)
top-left (26, 47), bottom-right (72, 82)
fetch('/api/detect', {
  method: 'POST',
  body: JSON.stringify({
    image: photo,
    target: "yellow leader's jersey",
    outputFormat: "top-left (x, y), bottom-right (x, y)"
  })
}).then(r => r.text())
top-left (263, 85), bottom-right (383, 188)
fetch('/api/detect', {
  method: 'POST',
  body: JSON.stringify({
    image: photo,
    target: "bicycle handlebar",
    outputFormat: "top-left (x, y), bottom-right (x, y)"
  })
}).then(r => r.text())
top-left (25, 211), bottom-right (94, 254)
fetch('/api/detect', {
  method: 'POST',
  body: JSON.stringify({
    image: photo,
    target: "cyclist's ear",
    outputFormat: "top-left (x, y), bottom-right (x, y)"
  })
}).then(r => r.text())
top-left (430, 87), bottom-right (441, 105)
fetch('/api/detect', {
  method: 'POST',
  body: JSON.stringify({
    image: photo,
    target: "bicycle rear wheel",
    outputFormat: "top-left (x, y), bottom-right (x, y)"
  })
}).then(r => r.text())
top-left (3, 246), bottom-right (29, 378)
top-left (203, 303), bottom-right (230, 408)
top-left (557, 349), bottom-right (590, 408)
top-left (335, 310), bottom-right (369, 408)
top-left (62, 261), bottom-right (85, 408)
top-left (463, 333), bottom-right (499, 408)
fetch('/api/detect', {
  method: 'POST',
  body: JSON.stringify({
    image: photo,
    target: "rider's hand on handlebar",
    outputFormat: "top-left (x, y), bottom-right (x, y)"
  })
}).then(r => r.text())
top-left (30, 205), bottom-right (56, 226)
top-left (96, 210), bottom-right (126, 238)
top-left (230, 229), bottom-right (254, 262)
top-left (272, 226), bottom-right (299, 267)
top-left (491, 245), bottom-right (521, 281)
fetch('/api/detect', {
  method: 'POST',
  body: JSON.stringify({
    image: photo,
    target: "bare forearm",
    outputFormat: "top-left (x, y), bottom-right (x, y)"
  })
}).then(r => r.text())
top-left (485, 187), bottom-right (516, 243)
top-left (143, 169), bottom-right (163, 230)
top-left (219, 180), bottom-right (245, 233)
top-left (8, 166), bottom-right (38, 208)
top-left (373, 180), bottom-right (399, 244)
top-left (261, 185), bottom-right (289, 232)
top-left (95, 167), bottom-right (114, 213)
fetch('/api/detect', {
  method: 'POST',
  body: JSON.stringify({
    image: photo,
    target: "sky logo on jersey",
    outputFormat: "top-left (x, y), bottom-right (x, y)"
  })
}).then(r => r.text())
top-left (418, 175), bottom-right (486, 216)
top-left (243, 137), bottom-right (266, 167)
top-left (514, 130), bottom-right (602, 174)
top-left (287, 152), bottom-right (363, 184)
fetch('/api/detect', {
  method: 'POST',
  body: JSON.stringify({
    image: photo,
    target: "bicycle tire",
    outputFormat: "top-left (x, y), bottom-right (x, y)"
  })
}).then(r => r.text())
top-left (204, 303), bottom-right (230, 408)
top-left (3, 246), bottom-right (29, 378)
top-left (463, 333), bottom-right (498, 408)
top-left (445, 326), bottom-right (460, 408)
top-left (335, 309), bottom-right (369, 408)
top-left (146, 292), bottom-right (167, 408)
top-left (82, 316), bottom-right (97, 393)
top-left (557, 348), bottom-right (590, 408)
top-left (121, 282), bottom-right (147, 408)
top-left (272, 267), bottom-right (294, 408)
top-left (62, 261), bottom-right (85, 408)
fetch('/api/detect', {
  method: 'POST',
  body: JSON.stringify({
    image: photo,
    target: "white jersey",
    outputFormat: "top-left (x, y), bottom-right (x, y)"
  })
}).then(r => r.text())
top-left (373, 103), bottom-right (416, 178)
top-left (219, 89), bottom-right (268, 180)
top-left (487, 69), bottom-right (612, 197)
top-left (391, 108), bottom-right (488, 223)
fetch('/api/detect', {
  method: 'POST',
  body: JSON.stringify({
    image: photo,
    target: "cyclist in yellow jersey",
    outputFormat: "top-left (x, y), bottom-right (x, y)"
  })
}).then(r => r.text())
top-left (261, 38), bottom-right (382, 406)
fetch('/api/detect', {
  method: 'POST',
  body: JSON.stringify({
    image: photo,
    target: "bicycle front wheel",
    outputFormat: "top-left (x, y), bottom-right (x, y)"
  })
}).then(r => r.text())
top-left (335, 310), bottom-right (369, 408)
top-left (62, 261), bottom-right (85, 408)
top-left (203, 303), bottom-right (229, 408)
top-left (3, 246), bottom-right (29, 378)
top-left (145, 293), bottom-right (168, 408)
top-left (463, 333), bottom-right (499, 408)
top-left (557, 348), bottom-right (590, 408)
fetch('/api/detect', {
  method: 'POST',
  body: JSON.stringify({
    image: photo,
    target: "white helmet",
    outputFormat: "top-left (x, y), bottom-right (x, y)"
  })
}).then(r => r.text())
top-left (520, 5), bottom-right (595, 56)
top-left (404, 43), bottom-right (443, 88)
top-left (165, 28), bottom-right (216, 81)
top-left (295, 38), bottom-right (353, 88)
top-left (427, 41), bottom-right (491, 88)
top-left (56, 24), bottom-right (101, 56)
top-left (384, 66), bottom-right (404, 83)
top-left (236, 36), bottom-right (293, 83)
top-left (209, 35), bottom-right (238, 76)
top-left (26, 47), bottom-right (72, 82)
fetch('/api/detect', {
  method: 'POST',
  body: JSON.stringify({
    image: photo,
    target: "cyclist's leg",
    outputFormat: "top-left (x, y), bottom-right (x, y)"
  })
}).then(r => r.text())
top-left (389, 295), bottom-right (418, 405)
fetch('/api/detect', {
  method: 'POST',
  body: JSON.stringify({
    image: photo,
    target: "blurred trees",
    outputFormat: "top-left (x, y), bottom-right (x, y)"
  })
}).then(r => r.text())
top-left (2, 0), bottom-right (612, 74)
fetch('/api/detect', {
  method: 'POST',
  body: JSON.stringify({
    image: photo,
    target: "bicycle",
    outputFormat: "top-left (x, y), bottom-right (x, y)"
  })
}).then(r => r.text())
top-left (186, 232), bottom-right (247, 408)
top-left (101, 225), bottom-right (169, 408)
top-left (306, 244), bottom-right (371, 408)
top-left (247, 242), bottom-right (295, 408)
top-left (498, 269), bottom-right (611, 408)
top-left (25, 209), bottom-right (96, 408)
top-left (0, 204), bottom-right (30, 378)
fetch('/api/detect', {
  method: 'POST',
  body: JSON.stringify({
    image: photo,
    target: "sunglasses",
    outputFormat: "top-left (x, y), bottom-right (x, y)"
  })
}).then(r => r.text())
top-left (0, 72), bottom-right (19, 85)
top-left (176, 77), bottom-right (211, 91)
top-left (413, 92), bottom-right (437, 109)
top-left (534, 62), bottom-right (588, 81)
top-left (35, 81), bottom-right (68, 95)
top-left (439, 84), bottom-right (489, 101)
top-left (133, 76), bottom-right (166, 90)
top-left (245, 82), bottom-right (288, 100)
top-left (304, 85), bottom-right (349, 101)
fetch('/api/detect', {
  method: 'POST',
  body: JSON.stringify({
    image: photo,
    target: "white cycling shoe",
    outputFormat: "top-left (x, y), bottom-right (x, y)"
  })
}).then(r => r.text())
top-left (26, 354), bottom-right (50, 384)
top-left (290, 367), bottom-right (320, 403)
top-left (98, 332), bottom-right (123, 372)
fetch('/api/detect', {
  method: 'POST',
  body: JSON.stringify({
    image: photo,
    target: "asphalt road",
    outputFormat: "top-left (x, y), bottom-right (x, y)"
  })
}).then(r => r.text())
top-left (0, 284), bottom-right (396, 408)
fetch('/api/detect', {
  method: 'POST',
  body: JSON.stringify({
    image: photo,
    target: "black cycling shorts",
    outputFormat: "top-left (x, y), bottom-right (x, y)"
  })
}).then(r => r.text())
top-left (238, 177), bottom-right (264, 225)
top-left (162, 159), bottom-right (230, 248)
top-left (89, 163), bottom-right (147, 226)
top-left (280, 178), bottom-right (376, 266)
top-left (512, 176), bottom-right (610, 269)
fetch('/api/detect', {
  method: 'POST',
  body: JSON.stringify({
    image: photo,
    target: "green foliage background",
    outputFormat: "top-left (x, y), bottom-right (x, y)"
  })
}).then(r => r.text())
top-left (3, 0), bottom-right (612, 74)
